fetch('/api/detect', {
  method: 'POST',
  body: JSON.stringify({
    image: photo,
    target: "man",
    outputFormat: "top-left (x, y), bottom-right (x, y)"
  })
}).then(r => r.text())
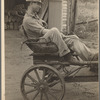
top-left (22, 0), bottom-right (98, 62)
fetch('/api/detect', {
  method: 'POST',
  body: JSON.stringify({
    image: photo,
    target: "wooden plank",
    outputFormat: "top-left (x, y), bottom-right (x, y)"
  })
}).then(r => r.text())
top-left (70, 0), bottom-right (77, 34)
top-left (76, 19), bottom-right (98, 25)
top-left (65, 65), bottom-right (98, 76)
top-left (43, 10), bottom-right (48, 22)
top-left (33, 60), bottom-right (98, 65)
top-left (38, 0), bottom-right (48, 22)
top-left (40, 0), bottom-right (48, 19)
top-left (67, 0), bottom-right (77, 34)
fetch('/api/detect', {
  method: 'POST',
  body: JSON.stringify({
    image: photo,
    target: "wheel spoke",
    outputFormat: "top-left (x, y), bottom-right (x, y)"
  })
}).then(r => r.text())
top-left (40, 92), bottom-right (43, 100)
top-left (48, 91), bottom-right (58, 100)
top-left (34, 69), bottom-right (41, 81)
top-left (25, 88), bottom-right (37, 94)
top-left (24, 82), bottom-right (36, 87)
top-left (49, 88), bottom-right (62, 93)
top-left (48, 80), bottom-right (60, 87)
top-left (44, 92), bottom-right (49, 100)
top-left (42, 69), bottom-right (46, 81)
top-left (27, 74), bottom-right (37, 83)
top-left (32, 91), bottom-right (39, 100)
top-left (46, 73), bottom-right (54, 82)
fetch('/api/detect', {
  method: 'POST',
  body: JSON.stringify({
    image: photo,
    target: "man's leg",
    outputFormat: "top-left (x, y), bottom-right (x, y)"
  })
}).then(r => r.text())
top-left (72, 40), bottom-right (94, 60)
top-left (65, 35), bottom-right (95, 61)
top-left (41, 28), bottom-right (70, 57)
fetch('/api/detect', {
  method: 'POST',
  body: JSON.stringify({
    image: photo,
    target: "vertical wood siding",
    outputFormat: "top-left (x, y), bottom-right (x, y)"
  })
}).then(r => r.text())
top-left (62, 0), bottom-right (68, 33)
top-left (5, 0), bottom-right (16, 10)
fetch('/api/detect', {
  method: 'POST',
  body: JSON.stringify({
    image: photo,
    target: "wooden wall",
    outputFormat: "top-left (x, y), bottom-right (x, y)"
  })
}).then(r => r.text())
top-left (48, 0), bottom-right (62, 30)
top-left (5, 0), bottom-right (25, 10)
top-left (48, 0), bottom-right (69, 33)
top-left (5, 0), bottom-right (16, 10)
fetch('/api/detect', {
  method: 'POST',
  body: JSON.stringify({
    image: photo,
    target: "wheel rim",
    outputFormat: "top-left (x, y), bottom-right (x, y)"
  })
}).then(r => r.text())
top-left (21, 64), bottom-right (65, 100)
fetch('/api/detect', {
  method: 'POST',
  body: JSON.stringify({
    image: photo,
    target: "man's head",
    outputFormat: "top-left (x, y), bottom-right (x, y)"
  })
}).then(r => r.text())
top-left (26, 0), bottom-right (43, 13)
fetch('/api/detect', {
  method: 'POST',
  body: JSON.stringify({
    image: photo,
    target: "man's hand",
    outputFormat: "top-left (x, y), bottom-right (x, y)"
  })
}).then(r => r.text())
top-left (42, 20), bottom-right (48, 28)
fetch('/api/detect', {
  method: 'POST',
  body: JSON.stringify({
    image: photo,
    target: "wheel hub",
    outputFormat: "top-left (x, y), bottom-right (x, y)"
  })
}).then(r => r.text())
top-left (37, 81), bottom-right (49, 92)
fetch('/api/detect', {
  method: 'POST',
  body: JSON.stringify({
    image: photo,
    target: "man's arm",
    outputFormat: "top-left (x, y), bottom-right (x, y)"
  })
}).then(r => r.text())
top-left (23, 18), bottom-right (47, 36)
top-left (42, 29), bottom-right (49, 35)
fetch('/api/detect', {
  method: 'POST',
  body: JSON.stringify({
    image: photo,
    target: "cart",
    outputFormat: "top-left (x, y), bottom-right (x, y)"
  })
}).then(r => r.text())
top-left (20, 37), bottom-right (98, 100)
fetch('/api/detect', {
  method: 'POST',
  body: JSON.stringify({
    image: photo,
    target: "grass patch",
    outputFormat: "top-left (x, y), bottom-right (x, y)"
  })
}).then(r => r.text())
top-left (75, 0), bottom-right (98, 39)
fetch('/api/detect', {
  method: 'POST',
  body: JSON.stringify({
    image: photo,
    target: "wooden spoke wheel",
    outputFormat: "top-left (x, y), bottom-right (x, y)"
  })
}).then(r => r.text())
top-left (21, 64), bottom-right (65, 100)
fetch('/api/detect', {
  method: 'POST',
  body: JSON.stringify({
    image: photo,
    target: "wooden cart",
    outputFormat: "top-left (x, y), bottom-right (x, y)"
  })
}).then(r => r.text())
top-left (20, 38), bottom-right (98, 100)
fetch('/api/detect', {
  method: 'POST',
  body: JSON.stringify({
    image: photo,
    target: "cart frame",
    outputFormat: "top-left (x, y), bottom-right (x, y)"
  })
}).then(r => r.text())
top-left (20, 38), bottom-right (98, 100)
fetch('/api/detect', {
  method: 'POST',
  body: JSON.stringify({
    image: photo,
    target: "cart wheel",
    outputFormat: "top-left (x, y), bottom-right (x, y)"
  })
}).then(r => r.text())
top-left (21, 64), bottom-right (65, 100)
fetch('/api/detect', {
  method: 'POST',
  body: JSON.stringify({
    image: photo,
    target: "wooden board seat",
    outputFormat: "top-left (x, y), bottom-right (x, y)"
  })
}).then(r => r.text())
top-left (24, 39), bottom-right (58, 53)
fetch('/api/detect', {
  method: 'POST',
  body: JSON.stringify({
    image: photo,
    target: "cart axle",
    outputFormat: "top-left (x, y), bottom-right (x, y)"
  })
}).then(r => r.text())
top-left (35, 61), bottom-right (98, 66)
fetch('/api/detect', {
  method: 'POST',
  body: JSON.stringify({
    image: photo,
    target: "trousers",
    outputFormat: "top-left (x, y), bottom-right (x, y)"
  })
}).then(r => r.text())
top-left (41, 28), bottom-right (94, 61)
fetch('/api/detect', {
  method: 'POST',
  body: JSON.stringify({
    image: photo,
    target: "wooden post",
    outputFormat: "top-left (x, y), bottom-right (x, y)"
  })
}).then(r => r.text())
top-left (38, 0), bottom-right (49, 22)
top-left (67, 0), bottom-right (71, 34)
top-left (68, 0), bottom-right (77, 35)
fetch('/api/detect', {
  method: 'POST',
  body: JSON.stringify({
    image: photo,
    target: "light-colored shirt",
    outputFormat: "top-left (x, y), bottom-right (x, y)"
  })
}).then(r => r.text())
top-left (22, 12), bottom-right (46, 39)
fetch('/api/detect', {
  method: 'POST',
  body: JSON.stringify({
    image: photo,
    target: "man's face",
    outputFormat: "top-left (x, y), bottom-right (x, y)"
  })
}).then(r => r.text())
top-left (30, 2), bottom-right (42, 13)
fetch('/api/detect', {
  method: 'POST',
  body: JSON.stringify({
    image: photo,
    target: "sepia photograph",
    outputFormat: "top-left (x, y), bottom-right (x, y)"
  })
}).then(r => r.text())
top-left (2, 0), bottom-right (99, 100)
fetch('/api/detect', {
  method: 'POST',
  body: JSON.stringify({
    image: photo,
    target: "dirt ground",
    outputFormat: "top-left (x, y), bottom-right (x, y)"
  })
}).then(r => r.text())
top-left (5, 30), bottom-right (99, 100)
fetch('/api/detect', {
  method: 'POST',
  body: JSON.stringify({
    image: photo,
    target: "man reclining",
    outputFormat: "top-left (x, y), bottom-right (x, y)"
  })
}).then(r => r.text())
top-left (21, 0), bottom-right (98, 63)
